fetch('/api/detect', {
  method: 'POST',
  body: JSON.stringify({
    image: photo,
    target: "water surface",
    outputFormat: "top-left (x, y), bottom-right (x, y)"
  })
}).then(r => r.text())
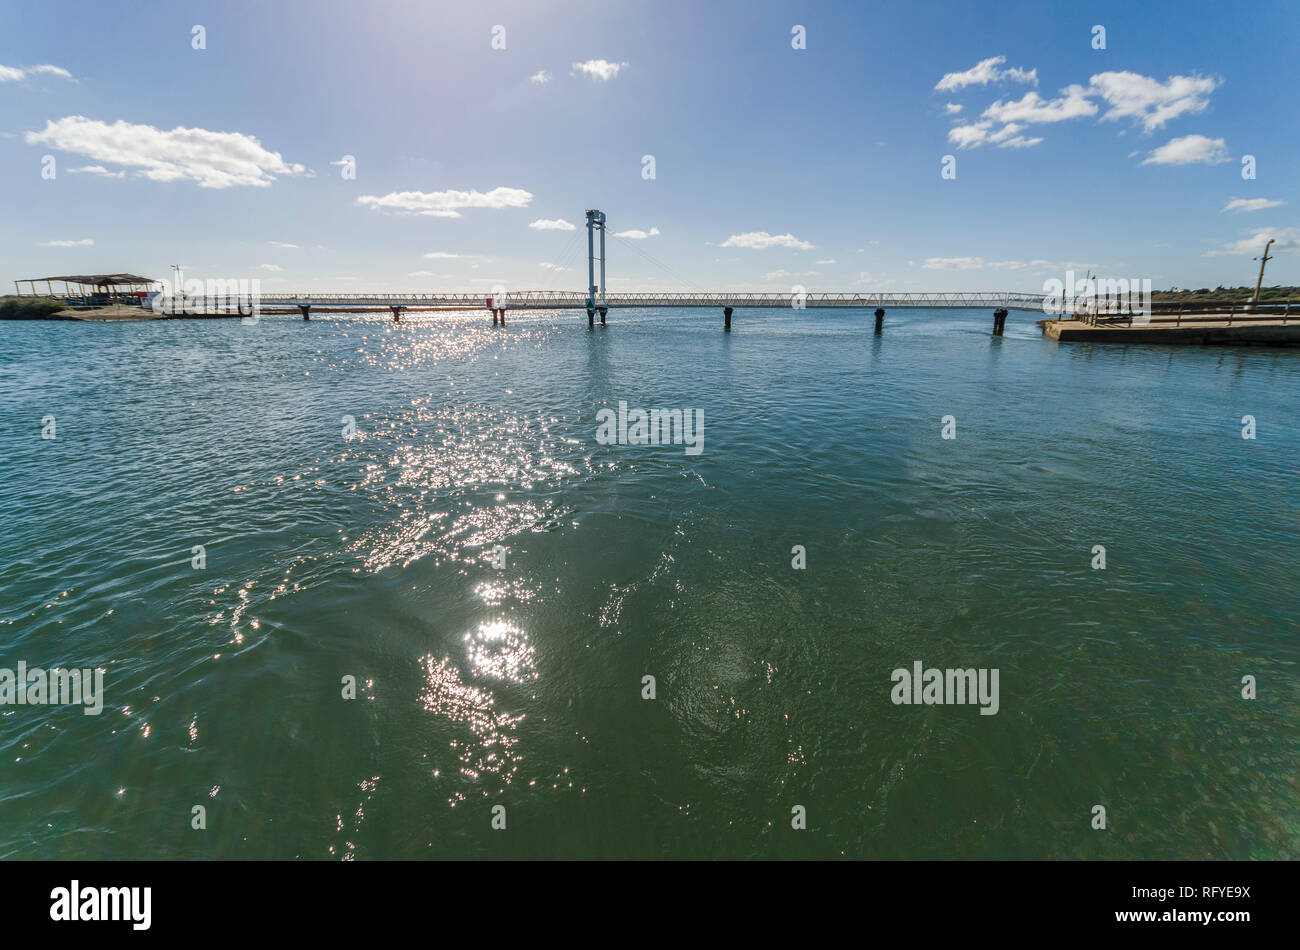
top-left (1, 308), bottom-right (1295, 859)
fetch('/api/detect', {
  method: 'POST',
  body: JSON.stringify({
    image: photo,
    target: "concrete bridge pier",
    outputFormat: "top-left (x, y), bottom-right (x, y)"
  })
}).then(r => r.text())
top-left (299, 305), bottom-right (311, 321)
top-left (587, 307), bottom-right (595, 328)
top-left (993, 308), bottom-right (1008, 335)
top-left (391, 305), bottom-right (404, 323)
top-left (498, 308), bottom-right (506, 326)
top-left (598, 306), bottom-right (607, 326)
top-left (874, 308), bottom-right (885, 333)
top-left (724, 306), bottom-right (733, 330)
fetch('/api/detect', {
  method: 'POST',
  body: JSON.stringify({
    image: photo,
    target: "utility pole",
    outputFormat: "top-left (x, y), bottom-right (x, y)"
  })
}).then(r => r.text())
top-left (1251, 238), bottom-right (1275, 309)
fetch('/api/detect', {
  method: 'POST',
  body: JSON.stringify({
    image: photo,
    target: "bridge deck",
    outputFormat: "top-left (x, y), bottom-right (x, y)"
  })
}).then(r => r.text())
top-left (249, 291), bottom-right (1049, 312)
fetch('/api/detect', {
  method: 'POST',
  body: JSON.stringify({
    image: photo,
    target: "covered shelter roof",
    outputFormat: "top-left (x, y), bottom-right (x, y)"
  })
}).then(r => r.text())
top-left (14, 273), bottom-right (162, 297)
top-left (27, 274), bottom-right (158, 286)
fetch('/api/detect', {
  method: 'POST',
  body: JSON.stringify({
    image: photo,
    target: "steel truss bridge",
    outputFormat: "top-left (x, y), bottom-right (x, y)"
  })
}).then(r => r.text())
top-left (245, 291), bottom-right (1049, 312)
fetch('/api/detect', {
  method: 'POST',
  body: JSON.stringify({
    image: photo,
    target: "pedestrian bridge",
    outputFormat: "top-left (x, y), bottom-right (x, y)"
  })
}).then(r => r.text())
top-left (194, 289), bottom-right (1042, 333)
top-left (254, 291), bottom-right (1047, 312)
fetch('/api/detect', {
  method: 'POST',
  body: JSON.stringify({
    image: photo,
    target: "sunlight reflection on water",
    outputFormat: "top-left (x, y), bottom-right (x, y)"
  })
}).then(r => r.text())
top-left (0, 310), bottom-right (1295, 859)
top-left (419, 653), bottom-right (525, 805)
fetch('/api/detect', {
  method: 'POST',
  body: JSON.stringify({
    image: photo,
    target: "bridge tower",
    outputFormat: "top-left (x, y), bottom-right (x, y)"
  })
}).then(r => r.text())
top-left (586, 209), bottom-right (607, 325)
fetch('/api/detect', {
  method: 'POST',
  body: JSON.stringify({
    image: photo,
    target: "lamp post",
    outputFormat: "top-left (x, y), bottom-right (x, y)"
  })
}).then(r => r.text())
top-left (171, 264), bottom-right (185, 314)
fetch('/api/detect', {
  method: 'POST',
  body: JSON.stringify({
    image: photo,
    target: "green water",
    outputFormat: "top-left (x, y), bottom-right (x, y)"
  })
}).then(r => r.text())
top-left (0, 308), bottom-right (1296, 859)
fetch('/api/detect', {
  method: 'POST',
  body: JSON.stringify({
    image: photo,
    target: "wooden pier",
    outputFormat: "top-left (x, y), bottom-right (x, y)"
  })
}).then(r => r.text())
top-left (1040, 302), bottom-right (1300, 346)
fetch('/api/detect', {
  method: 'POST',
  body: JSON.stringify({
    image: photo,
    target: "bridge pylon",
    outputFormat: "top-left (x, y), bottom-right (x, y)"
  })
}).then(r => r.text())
top-left (585, 209), bottom-right (607, 325)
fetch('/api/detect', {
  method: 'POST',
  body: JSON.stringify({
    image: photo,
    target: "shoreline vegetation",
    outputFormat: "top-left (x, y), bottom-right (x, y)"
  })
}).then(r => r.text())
top-left (1152, 285), bottom-right (1300, 305)
top-left (0, 296), bottom-right (67, 319)
top-left (2, 286), bottom-right (1299, 322)
top-left (0, 296), bottom-right (181, 321)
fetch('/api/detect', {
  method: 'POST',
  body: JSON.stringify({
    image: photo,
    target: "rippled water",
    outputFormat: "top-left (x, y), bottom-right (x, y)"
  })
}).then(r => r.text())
top-left (1, 308), bottom-right (1296, 859)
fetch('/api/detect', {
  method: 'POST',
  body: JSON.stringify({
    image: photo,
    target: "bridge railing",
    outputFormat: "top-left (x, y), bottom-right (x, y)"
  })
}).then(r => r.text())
top-left (1067, 300), bottom-right (1298, 327)
top-left (245, 291), bottom-right (1050, 310)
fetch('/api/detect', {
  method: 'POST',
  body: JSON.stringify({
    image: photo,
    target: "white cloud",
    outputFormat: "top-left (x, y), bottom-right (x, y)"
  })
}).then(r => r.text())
top-left (25, 116), bottom-right (306, 188)
top-left (356, 186), bottom-right (532, 217)
top-left (987, 122), bottom-right (1024, 144)
top-left (950, 117), bottom-right (1051, 149)
top-left (423, 251), bottom-right (461, 259)
top-left (31, 64), bottom-right (73, 79)
top-left (1, 63), bottom-right (74, 82)
top-left (613, 226), bottom-right (659, 239)
top-left (528, 217), bottom-right (575, 230)
top-left (943, 103), bottom-right (963, 115)
top-left (935, 56), bottom-right (1036, 92)
top-left (764, 269), bottom-right (819, 280)
top-left (1088, 71), bottom-right (1218, 132)
top-left (948, 121), bottom-right (991, 148)
top-left (571, 59), bottom-right (628, 81)
top-left (856, 272), bottom-right (897, 289)
top-left (67, 165), bottom-right (125, 179)
top-left (1141, 134), bottom-right (1228, 166)
top-left (949, 69), bottom-right (1217, 152)
top-left (1025, 258), bottom-right (1091, 272)
top-left (259, 264), bottom-right (282, 271)
top-left (1223, 197), bottom-right (1282, 213)
top-left (815, 259), bottom-right (837, 265)
top-left (539, 262), bottom-right (570, 271)
top-left (922, 257), bottom-right (1028, 270)
top-left (721, 231), bottom-right (814, 250)
top-left (982, 85), bottom-right (1097, 126)
top-left (268, 241), bottom-right (299, 249)
top-left (998, 135), bottom-right (1044, 149)
top-left (1204, 227), bottom-right (1300, 257)
top-left (40, 238), bottom-right (93, 247)
top-left (530, 69), bottom-right (552, 84)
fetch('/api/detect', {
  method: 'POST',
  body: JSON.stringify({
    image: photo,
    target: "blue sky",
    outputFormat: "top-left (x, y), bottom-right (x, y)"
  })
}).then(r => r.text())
top-left (3, 0), bottom-right (1298, 295)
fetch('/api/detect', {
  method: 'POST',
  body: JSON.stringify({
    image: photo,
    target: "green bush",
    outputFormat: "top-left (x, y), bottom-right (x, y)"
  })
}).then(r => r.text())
top-left (0, 296), bottom-right (67, 319)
